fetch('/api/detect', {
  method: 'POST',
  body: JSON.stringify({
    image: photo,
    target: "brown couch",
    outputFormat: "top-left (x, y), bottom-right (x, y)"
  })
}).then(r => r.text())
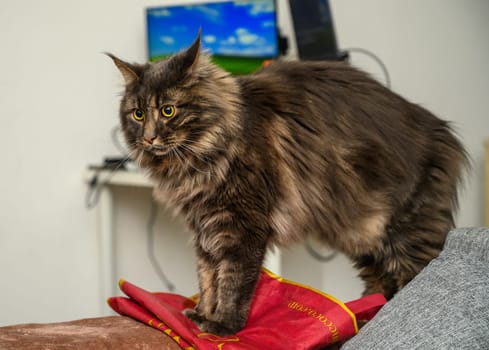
top-left (0, 316), bottom-right (181, 350)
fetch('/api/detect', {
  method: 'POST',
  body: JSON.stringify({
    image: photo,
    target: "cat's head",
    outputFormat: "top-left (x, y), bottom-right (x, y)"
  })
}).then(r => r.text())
top-left (108, 32), bottom-right (241, 176)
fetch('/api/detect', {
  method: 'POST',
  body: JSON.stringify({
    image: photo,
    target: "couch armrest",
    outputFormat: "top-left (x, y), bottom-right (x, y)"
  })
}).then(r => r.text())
top-left (0, 316), bottom-right (181, 350)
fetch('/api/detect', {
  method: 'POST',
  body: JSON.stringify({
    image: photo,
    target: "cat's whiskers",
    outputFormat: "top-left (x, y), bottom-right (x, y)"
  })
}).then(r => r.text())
top-left (126, 147), bottom-right (139, 159)
top-left (135, 150), bottom-right (145, 169)
top-left (123, 142), bottom-right (145, 168)
top-left (178, 142), bottom-right (212, 166)
top-left (174, 146), bottom-right (210, 176)
top-left (109, 150), bottom-right (138, 172)
top-left (171, 148), bottom-right (192, 179)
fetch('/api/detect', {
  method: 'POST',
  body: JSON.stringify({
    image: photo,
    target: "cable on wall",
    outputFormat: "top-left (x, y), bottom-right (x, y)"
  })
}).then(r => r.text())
top-left (85, 125), bottom-right (130, 209)
top-left (305, 236), bottom-right (338, 262)
top-left (147, 200), bottom-right (176, 292)
top-left (345, 47), bottom-right (392, 89)
top-left (111, 125), bottom-right (129, 156)
top-left (85, 156), bottom-right (131, 209)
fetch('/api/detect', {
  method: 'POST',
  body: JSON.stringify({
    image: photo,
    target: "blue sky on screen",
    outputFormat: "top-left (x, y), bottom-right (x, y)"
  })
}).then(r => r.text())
top-left (147, 0), bottom-right (277, 58)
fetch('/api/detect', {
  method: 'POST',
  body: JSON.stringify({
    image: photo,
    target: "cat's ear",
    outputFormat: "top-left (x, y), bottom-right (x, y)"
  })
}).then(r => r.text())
top-left (179, 29), bottom-right (202, 77)
top-left (106, 53), bottom-right (140, 86)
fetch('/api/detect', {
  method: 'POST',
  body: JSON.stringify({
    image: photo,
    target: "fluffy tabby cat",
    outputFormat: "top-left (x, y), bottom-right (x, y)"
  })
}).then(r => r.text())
top-left (108, 32), bottom-right (468, 335)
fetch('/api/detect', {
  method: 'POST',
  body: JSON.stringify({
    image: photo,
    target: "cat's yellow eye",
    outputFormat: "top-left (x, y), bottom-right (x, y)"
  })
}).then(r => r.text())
top-left (132, 109), bottom-right (145, 121)
top-left (161, 105), bottom-right (175, 118)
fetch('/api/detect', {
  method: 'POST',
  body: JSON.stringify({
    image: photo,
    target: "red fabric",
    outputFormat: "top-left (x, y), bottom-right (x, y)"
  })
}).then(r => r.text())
top-left (108, 269), bottom-right (386, 350)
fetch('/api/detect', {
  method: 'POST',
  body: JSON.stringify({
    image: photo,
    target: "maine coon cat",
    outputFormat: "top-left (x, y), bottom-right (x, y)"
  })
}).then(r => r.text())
top-left (108, 32), bottom-right (468, 336)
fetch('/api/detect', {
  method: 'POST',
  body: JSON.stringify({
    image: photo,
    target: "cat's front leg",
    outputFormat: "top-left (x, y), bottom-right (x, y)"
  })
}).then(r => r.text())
top-left (183, 249), bottom-right (217, 325)
top-left (185, 231), bottom-right (267, 336)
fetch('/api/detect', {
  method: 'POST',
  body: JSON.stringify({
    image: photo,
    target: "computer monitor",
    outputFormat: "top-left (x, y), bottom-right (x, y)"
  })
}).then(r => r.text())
top-left (289, 0), bottom-right (343, 61)
top-left (146, 0), bottom-right (279, 74)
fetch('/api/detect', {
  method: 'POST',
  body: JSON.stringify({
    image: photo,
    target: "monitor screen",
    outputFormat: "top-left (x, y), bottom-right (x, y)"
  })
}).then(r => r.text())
top-left (146, 0), bottom-right (278, 74)
top-left (289, 0), bottom-right (340, 60)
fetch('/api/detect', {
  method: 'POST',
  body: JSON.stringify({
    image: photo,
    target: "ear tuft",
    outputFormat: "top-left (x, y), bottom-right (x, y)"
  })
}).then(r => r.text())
top-left (105, 53), bottom-right (140, 86)
top-left (180, 29), bottom-right (202, 75)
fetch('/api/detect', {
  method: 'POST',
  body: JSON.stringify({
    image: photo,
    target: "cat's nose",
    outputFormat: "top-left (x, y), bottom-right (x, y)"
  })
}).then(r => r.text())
top-left (144, 136), bottom-right (157, 144)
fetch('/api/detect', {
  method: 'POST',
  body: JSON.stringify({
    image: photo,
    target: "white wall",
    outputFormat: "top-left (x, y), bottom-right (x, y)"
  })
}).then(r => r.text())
top-left (0, 0), bottom-right (487, 326)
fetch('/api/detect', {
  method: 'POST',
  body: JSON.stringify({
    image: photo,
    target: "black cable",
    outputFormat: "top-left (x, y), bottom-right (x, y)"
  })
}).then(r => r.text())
top-left (85, 169), bottom-right (118, 210)
top-left (345, 47), bottom-right (391, 89)
top-left (86, 124), bottom-right (129, 209)
top-left (85, 156), bottom-right (130, 209)
top-left (147, 200), bottom-right (176, 292)
top-left (305, 237), bottom-right (338, 263)
top-left (111, 125), bottom-right (128, 156)
top-left (85, 173), bottom-right (102, 209)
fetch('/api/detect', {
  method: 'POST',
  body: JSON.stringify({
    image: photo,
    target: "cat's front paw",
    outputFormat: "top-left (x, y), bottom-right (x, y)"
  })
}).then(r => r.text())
top-left (183, 308), bottom-right (205, 325)
top-left (183, 308), bottom-right (239, 336)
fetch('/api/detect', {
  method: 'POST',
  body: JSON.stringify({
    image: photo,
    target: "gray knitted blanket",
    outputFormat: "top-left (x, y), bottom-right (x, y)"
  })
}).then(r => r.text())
top-left (343, 227), bottom-right (489, 349)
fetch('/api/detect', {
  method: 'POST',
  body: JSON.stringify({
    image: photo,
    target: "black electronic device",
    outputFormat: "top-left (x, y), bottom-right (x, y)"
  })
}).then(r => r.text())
top-left (289, 0), bottom-right (346, 61)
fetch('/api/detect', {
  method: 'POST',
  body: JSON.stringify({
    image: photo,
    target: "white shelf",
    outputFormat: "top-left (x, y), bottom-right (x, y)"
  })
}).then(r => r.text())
top-left (84, 168), bottom-right (154, 188)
